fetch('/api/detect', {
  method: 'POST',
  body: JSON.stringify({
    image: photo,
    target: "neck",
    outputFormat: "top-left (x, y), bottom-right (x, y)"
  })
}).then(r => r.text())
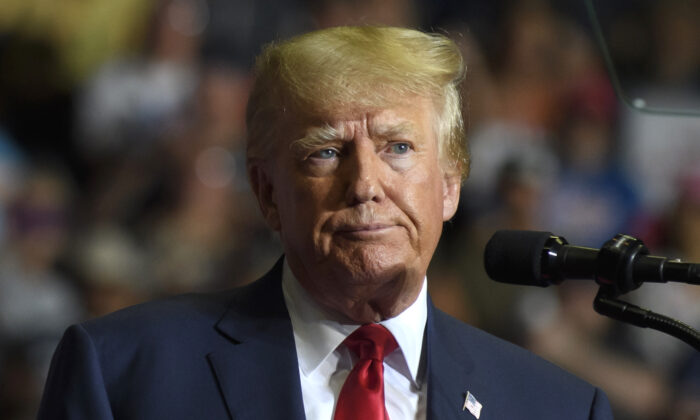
top-left (315, 284), bottom-right (423, 324)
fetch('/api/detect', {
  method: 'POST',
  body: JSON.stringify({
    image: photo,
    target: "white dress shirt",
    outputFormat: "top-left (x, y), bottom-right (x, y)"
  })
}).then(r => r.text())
top-left (282, 262), bottom-right (428, 420)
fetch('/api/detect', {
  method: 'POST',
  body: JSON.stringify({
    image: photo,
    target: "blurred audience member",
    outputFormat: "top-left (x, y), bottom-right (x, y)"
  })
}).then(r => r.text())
top-left (72, 225), bottom-right (151, 318)
top-left (548, 71), bottom-right (639, 247)
top-left (0, 167), bottom-right (83, 419)
top-left (0, 167), bottom-right (82, 341)
top-left (76, 0), bottom-right (203, 159)
top-left (487, 2), bottom-right (574, 131)
top-left (466, 122), bottom-right (558, 219)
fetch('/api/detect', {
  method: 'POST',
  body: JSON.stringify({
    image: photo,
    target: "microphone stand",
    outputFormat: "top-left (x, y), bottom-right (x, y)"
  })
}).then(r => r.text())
top-left (592, 234), bottom-right (700, 351)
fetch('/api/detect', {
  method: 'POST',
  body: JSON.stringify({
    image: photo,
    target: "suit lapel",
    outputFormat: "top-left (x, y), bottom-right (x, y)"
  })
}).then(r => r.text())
top-left (208, 258), bottom-right (306, 420)
top-left (426, 299), bottom-right (487, 420)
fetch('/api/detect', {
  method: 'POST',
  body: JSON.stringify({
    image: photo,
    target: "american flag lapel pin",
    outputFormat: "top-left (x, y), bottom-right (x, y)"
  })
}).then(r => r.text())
top-left (463, 391), bottom-right (483, 419)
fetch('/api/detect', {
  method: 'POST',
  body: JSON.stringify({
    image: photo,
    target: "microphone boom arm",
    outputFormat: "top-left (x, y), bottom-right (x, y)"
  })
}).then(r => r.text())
top-left (594, 289), bottom-right (700, 351)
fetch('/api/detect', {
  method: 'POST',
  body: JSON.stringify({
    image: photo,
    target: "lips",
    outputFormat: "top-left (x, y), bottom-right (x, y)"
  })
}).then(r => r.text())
top-left (336, 223), bottom-right (394, 233)
top-left (332, 222), bottom-right (402, 241)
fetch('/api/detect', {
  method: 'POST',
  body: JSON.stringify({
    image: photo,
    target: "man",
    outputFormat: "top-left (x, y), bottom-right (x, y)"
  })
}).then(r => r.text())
top-left (39, 26), bottom-right (613, 419)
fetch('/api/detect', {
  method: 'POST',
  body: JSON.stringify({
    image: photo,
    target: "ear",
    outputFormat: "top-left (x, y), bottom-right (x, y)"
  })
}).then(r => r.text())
top-left (247, 160), bottom-right (281, 231)
top-left (442, 170), bottom-right (461, 221)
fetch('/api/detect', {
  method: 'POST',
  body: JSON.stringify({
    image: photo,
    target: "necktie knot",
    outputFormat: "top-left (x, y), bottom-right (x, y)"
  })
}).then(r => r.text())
top-left (344, 323), bottom-right (398, 362)
top-left (334, 324), bottom-right (397, 420)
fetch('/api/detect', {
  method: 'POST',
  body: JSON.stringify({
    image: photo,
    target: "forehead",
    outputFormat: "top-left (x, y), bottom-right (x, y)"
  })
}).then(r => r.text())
top-left (299, 96), bottom-right (438, 138)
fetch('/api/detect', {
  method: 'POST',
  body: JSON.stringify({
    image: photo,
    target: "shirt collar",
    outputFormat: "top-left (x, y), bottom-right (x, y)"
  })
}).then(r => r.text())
top-left (282, 260), bottom-right (428, 385)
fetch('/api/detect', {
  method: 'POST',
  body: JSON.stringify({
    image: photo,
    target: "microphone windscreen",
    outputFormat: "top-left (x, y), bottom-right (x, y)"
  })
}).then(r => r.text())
top-left (483, 230), bottom-right (553, 287)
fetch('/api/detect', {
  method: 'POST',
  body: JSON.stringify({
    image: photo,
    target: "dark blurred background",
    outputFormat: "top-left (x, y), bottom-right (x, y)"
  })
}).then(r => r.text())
top-left (0, 0), bottom-right (698, 419)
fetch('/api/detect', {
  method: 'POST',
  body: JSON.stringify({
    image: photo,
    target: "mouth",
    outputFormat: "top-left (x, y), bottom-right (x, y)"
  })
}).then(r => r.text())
top-left (335, 223), bottom-right (398, 239)
top-left (337, 223), bottom-right (392, 232)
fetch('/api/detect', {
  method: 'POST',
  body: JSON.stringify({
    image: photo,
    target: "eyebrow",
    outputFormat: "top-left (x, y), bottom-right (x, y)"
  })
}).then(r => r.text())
top-left (290, 124), bottom-right (342, 155)
top-left (290, 121), bottom-right (416, 155)
top-left (370, 121), bottom-right (416, 140)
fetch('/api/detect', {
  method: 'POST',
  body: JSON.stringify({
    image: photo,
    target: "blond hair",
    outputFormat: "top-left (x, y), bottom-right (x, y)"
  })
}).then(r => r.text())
top-left (246, 25), bottom-right (469, 179)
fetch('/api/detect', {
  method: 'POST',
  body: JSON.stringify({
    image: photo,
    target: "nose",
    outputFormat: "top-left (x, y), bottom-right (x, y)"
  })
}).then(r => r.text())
top-left (344, 141), bottom-right (386, 205)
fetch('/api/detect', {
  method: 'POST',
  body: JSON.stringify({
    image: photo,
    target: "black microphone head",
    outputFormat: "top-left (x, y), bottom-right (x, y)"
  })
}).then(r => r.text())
top-left (484, 230), bottom-right (554, 287)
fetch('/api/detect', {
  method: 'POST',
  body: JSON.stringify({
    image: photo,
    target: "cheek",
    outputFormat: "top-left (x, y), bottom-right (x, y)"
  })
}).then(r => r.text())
top-left (391, 165), bottom-right (445, 230)
top-left (280, 176), bottom-right (337, 236)
top-left (291, 177), bottom-right (340, 220)
top-left (414, 163), bottom-right (446, 209)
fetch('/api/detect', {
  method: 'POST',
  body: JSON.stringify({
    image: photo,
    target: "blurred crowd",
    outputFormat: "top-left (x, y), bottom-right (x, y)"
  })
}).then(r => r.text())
top-left (0, 0), bottom-right (698, 419)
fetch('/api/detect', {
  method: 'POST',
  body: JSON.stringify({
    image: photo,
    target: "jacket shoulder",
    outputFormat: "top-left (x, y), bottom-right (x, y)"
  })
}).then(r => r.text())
top-left (81, 290), bottom-right (235, 340)
top-left (81, 256), bottom-right (286, 343)
top-left (429, 308), bottom-right (613, 419)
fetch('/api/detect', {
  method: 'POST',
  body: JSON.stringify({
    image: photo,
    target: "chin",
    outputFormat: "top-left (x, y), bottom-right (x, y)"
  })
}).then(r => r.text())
top-left (325, 245), bottom-right (417, 285)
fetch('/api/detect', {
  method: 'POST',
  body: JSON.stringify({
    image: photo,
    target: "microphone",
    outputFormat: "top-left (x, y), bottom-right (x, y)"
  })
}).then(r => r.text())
top-left (484, 230), bottom-right (700, 295)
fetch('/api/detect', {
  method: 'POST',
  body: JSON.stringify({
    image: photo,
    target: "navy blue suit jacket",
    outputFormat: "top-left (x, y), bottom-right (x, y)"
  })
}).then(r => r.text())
top-left (38, 259), bottom-right (613, 419)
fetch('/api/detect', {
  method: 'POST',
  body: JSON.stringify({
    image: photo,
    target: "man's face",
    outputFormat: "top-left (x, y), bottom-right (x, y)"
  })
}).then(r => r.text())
top-left (250, 96), bottom-right (461, 321)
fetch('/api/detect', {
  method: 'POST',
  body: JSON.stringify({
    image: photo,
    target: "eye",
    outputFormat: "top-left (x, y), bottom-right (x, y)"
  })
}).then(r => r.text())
top-left (387, 142), bottom-right (411, 155)
top-left (311, 148), bottom-right (339, 160)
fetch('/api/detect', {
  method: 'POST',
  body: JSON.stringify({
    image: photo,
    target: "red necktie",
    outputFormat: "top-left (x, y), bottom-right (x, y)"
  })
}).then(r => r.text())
top-left (334, 323), bottom-right (398, 420)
